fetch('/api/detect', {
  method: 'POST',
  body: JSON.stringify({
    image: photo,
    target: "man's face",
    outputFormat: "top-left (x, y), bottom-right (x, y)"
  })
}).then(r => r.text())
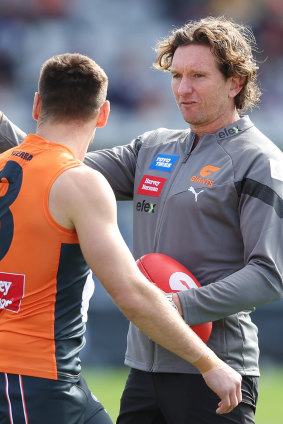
top-left (171, 44), bottom-right (237, 133)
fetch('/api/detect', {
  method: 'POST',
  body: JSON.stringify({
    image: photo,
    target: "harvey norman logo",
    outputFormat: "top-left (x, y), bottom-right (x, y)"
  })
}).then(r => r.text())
top-left (0, 272), bottom-right (25, 313)
top-left (137, 175), bottom-right (167, 197)
top-left (190, 165), bottom-right (221, 187)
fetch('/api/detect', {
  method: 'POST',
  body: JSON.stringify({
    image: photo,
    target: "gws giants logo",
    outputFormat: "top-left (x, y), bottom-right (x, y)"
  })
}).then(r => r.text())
top-left (190, 165), bottom-right (221, 187)
top-left (200, 166), bottom-right (221, 177)
top-left (0, 272), bottom-right (25, 313)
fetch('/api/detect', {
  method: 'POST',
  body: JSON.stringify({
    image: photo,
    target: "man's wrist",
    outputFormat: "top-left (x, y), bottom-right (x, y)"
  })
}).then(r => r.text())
top-left (192, 351), bottom-right (220, 374)
top-left (165, 293), bottom-right (178, 311)
top-left (172, 292), bottom-right (183, 316)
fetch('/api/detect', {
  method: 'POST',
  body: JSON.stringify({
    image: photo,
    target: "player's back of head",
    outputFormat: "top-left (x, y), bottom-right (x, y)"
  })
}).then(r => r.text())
top-left (38, 53), bottom-right (108, 124)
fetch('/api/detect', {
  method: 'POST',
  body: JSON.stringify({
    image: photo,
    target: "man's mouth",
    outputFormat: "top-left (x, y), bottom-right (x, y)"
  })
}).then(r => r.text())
top-left (180, 100), bottom-right (197, 106)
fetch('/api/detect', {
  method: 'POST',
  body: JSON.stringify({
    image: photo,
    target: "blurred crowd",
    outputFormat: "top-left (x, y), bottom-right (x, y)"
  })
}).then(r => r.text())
top-left (0, 0), bottom-right (283, 149)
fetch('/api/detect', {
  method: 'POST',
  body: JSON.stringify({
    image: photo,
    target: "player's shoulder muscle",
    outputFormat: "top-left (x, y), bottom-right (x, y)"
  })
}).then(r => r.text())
top-left (50, 165), bottom-right (116, 229)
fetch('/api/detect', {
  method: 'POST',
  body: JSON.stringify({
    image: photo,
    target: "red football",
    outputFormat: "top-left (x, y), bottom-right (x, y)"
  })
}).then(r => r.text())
top-left (137, 253), bottom-right (212, 343)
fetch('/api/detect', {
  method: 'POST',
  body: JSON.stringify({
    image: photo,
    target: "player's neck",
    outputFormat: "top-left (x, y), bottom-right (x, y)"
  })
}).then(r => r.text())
top-left (36, 120), bottom-right (96, 160)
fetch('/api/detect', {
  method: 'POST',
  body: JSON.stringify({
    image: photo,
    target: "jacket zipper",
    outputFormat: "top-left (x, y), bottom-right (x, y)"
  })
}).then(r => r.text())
top-left (149, 133), bottom-right (194, 371)
top-left (153, 133), bottom-right (195, 253)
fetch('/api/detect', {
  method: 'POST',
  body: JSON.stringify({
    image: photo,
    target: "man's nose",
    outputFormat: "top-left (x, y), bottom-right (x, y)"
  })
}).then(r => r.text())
top-left (178, 77), bottom-right (193, 95)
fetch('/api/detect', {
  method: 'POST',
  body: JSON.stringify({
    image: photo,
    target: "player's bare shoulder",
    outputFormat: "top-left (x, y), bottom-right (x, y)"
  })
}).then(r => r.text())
top-left (49, 164), bottom-right (116, 229)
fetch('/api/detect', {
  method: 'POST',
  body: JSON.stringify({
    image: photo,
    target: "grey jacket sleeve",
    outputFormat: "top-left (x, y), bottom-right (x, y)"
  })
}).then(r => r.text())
top-left (179, 158), bottom-right (283, 325)
top-left (84, 139), bottom-right (141, 200)
top-left (0, 113), bottom-right (26, 152)
top-left (0, 112), bottom-right (140, 200)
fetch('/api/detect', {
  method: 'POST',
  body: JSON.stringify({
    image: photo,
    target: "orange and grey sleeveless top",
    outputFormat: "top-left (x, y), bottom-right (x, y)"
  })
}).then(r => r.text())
top-left (0, 134), bottom-right (92, 381)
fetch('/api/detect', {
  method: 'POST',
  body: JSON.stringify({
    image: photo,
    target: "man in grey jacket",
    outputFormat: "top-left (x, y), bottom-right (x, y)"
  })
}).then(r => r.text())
top-left (1, 16), bottom-right (283, 424)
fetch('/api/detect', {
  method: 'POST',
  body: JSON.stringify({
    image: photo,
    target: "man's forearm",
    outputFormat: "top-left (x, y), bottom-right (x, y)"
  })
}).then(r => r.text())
top-left (115, 275), bottom-right (221, 370)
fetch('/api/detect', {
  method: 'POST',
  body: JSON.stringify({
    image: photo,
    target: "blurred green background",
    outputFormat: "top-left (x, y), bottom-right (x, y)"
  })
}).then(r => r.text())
top-left (84, 366), bottom-right (283, 423)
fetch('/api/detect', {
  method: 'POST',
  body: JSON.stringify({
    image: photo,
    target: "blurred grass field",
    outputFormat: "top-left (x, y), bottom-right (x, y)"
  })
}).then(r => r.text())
top-left (83, 366), bottom-right (283, 423)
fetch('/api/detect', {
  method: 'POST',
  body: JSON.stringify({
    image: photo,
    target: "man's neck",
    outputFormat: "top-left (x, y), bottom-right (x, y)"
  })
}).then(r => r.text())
top-left (36, 120), bottom-right (96, 161)
top-left (190, 110), bottom-right (241, 147)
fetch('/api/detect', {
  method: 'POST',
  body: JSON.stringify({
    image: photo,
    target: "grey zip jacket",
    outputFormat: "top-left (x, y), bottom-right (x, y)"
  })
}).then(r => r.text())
top-left (1, 114), bottom-right (283, 375)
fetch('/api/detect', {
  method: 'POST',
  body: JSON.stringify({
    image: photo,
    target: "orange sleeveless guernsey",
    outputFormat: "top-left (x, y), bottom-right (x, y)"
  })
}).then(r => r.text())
top-left (0, 134), bottom-right (91, 381)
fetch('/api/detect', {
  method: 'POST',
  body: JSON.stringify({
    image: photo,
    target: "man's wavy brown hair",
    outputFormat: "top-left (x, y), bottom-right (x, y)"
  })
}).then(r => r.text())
top-left (154, 16), bottom-right (261, 111)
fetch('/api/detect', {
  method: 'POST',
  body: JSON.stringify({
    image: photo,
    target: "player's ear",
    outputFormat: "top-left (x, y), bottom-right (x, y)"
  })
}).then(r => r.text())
top-left (228, 76), bottom-right (245, 98)
top-left (32, 92), bottom-right (42, 121)
top-left (96, 100), bottom-right (110, 128)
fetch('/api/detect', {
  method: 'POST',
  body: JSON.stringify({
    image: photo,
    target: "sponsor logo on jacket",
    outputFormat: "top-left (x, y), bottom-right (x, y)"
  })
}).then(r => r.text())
top-left (149, 154), bottom-right (179, 172)
top-left (0, 272), bottom-right (25, 313)
top-left (136, 200), bottom-right (156, 213)
top-left (137, 175), bottom-right (167, 197)
top-left (190, 165), bottom-right (221, 187)
top-left (217, 126), bottom-right (241, 139)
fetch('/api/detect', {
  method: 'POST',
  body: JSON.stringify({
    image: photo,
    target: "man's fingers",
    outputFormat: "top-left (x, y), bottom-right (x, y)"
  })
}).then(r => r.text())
top-left (237, 380), bottom-right (243, 404)
top-left (202, 362), bottom-right (242, 414)
top-left (216, 398), bottom-right (229, 414)
top-left (216, 388), bottom-right (242, 415)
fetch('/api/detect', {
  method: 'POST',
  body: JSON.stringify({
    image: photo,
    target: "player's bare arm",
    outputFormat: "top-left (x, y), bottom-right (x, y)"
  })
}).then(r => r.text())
top-left (49, 165), bottom-right (242, 414)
